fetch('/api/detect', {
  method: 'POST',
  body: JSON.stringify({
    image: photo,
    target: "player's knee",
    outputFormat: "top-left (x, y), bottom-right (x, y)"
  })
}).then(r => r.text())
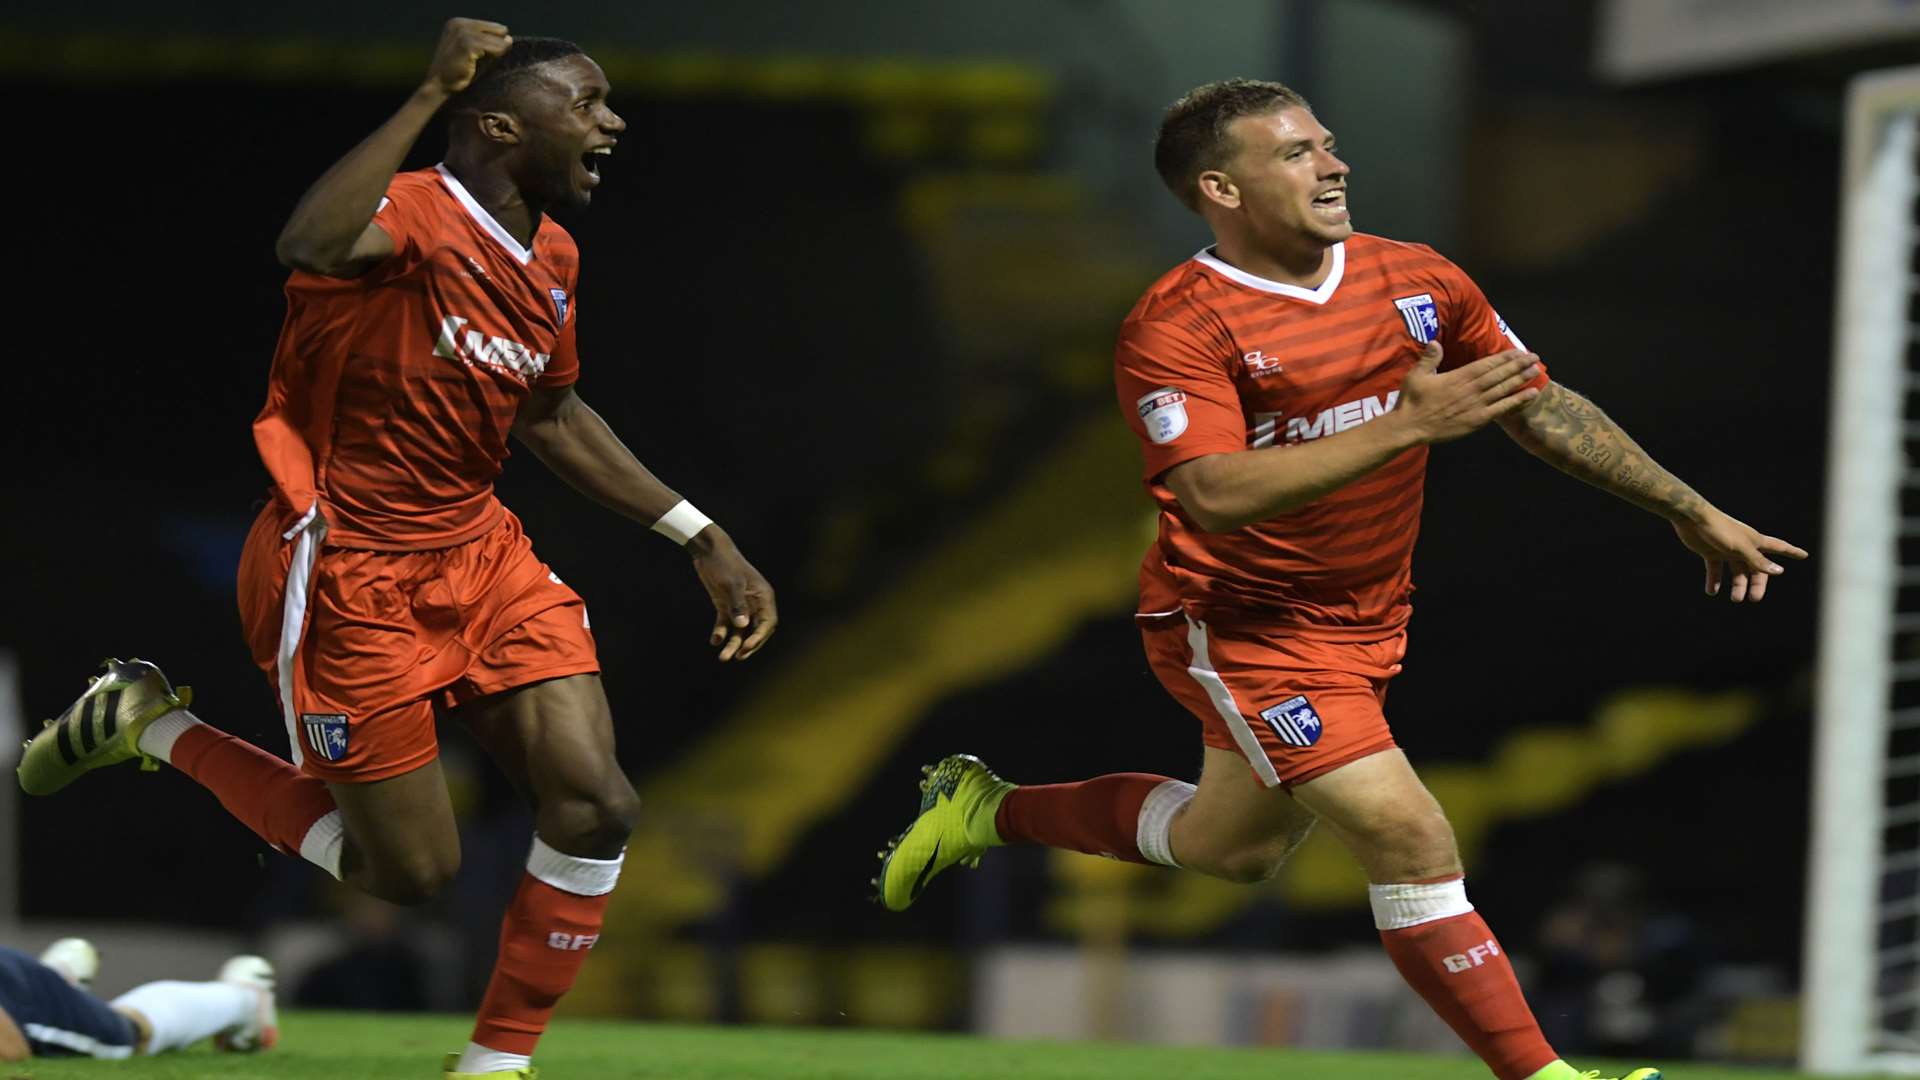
top-left (1354, 809), bottom-right (1458, 878)
top-left (542, 785), bottom-right (641, 855)
top-left (1212, 847), bottom-right (1286, 884)
top-left (374, 852), bottom-right (461, 906)
top-left (1185, 833), bottom-right (1295, 883)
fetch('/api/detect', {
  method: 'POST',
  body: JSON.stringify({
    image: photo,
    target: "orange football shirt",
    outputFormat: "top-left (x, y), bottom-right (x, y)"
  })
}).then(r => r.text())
top-left (1114, 234), bottom-right (1542, 640)
top-left (253, 166), bottom-right (582, 550)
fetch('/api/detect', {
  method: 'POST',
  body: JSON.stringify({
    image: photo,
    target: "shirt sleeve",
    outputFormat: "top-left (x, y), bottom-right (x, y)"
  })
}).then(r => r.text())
top-left (362, 177), bottom-right (440, 281)
top-left (537, 296), bottom-right (580, 389)
top-left (1114, 318), bottom-right (1247, 482)
top-left (1434, 258), bottom-right (1548, 390)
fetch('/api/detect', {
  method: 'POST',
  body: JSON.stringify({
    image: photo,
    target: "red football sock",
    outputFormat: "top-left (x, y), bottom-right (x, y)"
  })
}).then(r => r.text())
top-left (167, 722), bottom-right (337, 858)
top-left (1374, 880), bottom-right (1557, 1080)
top-left (471, 838), bottom-right (623, 1057)
top-left (993, 773), bottom-right (1174, 864)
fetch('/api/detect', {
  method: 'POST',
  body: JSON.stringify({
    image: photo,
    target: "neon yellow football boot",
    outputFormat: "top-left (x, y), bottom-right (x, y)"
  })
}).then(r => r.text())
top-left (442, 1054), bottom-right (537, 1078)
top-left (1529, 1064), bottom-right (1662, 1080)
top-left (873, 754), bottom-right (1015, 912)
top-left (17, 658), bottom-right (190, 796)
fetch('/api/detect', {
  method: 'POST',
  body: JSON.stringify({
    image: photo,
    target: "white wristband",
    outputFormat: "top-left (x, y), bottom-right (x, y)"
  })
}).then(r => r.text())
top-left (652, 499), bottom-right (714, 545)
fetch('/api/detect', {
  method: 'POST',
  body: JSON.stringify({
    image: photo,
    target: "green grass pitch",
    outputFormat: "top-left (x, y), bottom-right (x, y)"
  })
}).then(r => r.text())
top-left (0, 1012), bottom-right (1879, 1079)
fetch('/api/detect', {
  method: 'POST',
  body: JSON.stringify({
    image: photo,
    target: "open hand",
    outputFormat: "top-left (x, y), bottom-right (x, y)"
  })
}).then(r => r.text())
top-left (1394, 341), bottom-right (1542, 445)
top-left (689, 528), bottom-right (779, 661)
top-left (1671, 508), bottom-right (1808, 602)
top-left (425, 18), bottom-right (512, 97)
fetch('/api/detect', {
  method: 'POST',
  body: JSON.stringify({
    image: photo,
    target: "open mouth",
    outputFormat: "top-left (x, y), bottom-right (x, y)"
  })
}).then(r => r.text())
top-left (1310, 187), bottom-right (1349, 223)
top-left (580, 146), bottom-right (612, 184)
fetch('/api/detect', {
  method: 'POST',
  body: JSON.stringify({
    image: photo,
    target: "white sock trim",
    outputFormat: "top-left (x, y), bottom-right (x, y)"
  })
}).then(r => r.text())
top-left (136, 711), bottom-right (200, 765)
top-left (1370, 878), bottom-right (1474, 930)
top-left (298, 810), bottom-right (345, 881)
top-left (526, 835), bottom-right (624, 896)
top-left (109, 980), bottom-right (254, 1055)
top-left (1136, 779), bottom-right (1195, 868)
top-left (456, 1041), bottom-right (533, 1073)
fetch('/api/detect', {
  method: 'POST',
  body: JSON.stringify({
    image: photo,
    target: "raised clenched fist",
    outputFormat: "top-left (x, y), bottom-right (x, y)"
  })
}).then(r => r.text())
top-left (424, 17), bottom-right (512, 97)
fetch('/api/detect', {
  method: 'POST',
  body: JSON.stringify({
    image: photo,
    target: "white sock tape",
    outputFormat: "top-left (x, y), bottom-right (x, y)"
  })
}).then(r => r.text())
top-left (651, 499), bottom-right (713, 546)
top-left (1369, 878), bottom-right (1473, 930)
top-left (1136, 779), bottom-right (1196, 868)
top-left (527, 835), bottom-right (625, 896)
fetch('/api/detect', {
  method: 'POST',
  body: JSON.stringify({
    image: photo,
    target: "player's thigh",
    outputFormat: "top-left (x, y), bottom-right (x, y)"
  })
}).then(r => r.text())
top-left (457, 673), bottom-right (638, 855)
top-left (1288, 748), bottom-right (1459, 882)
top-left (1171, 744), bottom-right (1318, 877)
top-left (325, 757), bottom-right (461, 897)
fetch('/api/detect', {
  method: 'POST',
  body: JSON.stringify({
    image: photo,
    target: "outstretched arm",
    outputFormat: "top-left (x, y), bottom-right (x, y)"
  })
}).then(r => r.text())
top-left (1497, 381), bottom-right (1807, 601)
top-left (274, 18), bottom-right (510, 277)
top-left (513, 386), bottom-right (778, 660)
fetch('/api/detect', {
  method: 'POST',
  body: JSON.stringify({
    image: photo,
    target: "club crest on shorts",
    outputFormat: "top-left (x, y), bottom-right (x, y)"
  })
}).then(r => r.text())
top-left (1137, 387), bottom-right (1190, 444)
top-left (549, 288), bottom-right (570, 324)
top-left (301, 713), bottom-right (350, 762)
top-left (1260, 695), bottom-right (1324, 747)
top-left (1393, 293), bottom-right (1440, 344)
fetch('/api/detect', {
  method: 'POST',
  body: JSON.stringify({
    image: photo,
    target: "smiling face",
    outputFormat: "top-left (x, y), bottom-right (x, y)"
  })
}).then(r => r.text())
top-left (1200, 106), bottom-right (1351, 251)
top-left (495, 54), bottom-right (626, 210)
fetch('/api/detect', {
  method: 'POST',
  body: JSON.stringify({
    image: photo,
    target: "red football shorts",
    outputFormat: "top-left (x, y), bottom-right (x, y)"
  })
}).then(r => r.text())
top-left (1140, 614), bottom-right (1403, 787)
top-left (236, 503), bottom-right (599, 783)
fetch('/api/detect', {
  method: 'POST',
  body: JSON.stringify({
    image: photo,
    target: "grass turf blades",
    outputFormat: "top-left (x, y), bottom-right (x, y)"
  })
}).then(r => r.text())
top-left (0, 1012), bottom-right (1875, 1079)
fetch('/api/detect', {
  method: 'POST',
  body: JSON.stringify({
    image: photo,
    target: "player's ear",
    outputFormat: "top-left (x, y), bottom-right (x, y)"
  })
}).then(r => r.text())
top-left (477, 109), bottom-right (522, 146)
top-left (1197, 170), bottom-right (1240, 211)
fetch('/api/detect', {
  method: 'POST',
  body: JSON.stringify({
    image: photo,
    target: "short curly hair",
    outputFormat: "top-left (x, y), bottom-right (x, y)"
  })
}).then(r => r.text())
top-left (447, 36), bottom-right (586, 115)
top-left (1154, 78), bottom-right (1312, 213)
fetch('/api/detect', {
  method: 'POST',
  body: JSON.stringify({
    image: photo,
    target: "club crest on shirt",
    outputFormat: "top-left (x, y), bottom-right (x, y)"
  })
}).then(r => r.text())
top-left (549, 288), bottom-right (569, 324)
top-left (1137, 388), bottom-right (1190, 444)
top-left (1393, 293), bottom-right (1441, 344)
top-left (1260, 695), bottom-right (1324, 748)
top-left (301, 713), bottom-right (350, 762)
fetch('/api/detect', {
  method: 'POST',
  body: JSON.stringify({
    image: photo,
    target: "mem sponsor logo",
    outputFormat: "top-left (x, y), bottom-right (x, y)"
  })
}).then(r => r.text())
top-left (548, 932), bottom-right (600, 951)
top-left (1443, 940), bottom-right (1501, 973)
top-left (1251, 391), bottom-right (1399, 448)
top-left (433, 316), bottom-right (551, 383)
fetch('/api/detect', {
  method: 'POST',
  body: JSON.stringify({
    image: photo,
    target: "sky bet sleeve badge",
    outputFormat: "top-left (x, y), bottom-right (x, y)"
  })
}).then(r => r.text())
top-left (1137, 388), bottom-right (1190, 444)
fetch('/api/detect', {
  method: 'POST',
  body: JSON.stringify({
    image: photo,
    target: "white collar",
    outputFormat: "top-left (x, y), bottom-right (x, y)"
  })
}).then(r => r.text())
top-left (434, 163), bottom-right (534, 265)
top-left (1193, 242), bottom-right (1344, 305)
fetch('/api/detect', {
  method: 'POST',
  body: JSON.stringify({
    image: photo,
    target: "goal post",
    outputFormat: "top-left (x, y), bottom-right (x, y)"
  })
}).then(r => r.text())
top-left (1805, 65), bottom-right (1920, 1076)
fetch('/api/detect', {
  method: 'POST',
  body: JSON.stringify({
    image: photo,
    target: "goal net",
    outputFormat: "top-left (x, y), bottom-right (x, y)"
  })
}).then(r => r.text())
top-left (1806, 65), bottom-right (1920, 1075)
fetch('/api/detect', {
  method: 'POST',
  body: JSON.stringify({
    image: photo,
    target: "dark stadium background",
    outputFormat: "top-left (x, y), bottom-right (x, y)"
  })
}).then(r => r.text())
top-left (0, 0), bottom-right (1853, 1062)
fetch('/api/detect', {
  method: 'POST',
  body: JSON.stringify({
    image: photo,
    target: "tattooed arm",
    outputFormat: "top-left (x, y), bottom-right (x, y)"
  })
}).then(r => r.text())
top-left (1497, 382), bottom-right (1807, 602)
